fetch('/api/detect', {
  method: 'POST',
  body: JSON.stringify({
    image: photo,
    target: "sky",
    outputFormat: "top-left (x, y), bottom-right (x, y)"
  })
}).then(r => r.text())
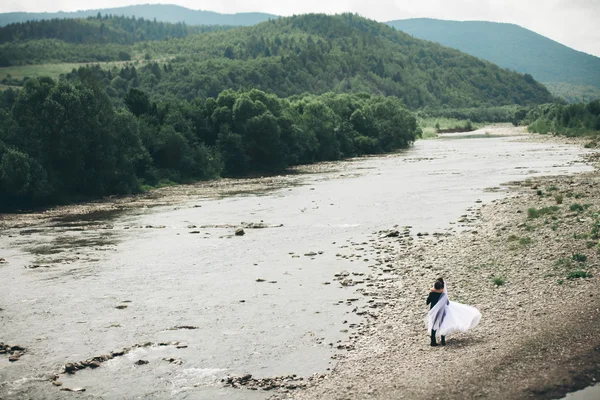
top-left (2, 0), bottom-right (599, 57)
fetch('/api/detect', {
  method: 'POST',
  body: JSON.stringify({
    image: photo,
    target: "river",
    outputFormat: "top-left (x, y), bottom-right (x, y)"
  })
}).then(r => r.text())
top-left (0, 127), bottom-right (594, 399)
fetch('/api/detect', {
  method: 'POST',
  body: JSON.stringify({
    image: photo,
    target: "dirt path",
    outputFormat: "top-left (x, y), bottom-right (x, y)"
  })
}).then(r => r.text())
top-left (286, 151), bottom-right (600, 400)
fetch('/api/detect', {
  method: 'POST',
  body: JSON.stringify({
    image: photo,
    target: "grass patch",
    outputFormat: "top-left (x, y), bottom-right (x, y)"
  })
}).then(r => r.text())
top-left (0, 57), bottom-right (171, 81)
top-left (518, 237), bottom-right (532, 246)
top-left (554, 257), bottom-right (573, 269)
top-left (524, 224), bottom-right (536, 232)
top-left (491, 276), bottom-right (505, 286)
top-left (570, 203), bottom-right (584, 212)
top-left (573, 233), bottom-right (589, 240)
top-left (567, 270), bottom-right (590, 279)
top-left (554, 194), bottom-right (563, 204)
top-left (557, 279), bottom-right (564, 285)
top-left (139, 179), bottom-right (178, 192)
top-left (572, 253), bottom-right (587, 263)
top-left (586, 241), bottom-right (597, 249)
top-left (547, 185), bottom-right (558, 192)
top-left (528, 206), bottom-right (559, 219)
top-left (417, 117), bottom-right (483, 139)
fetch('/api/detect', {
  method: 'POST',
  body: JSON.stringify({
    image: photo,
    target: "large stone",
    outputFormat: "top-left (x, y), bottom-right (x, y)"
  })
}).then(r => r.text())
top-left (235, 228), bottom-right (245, 236)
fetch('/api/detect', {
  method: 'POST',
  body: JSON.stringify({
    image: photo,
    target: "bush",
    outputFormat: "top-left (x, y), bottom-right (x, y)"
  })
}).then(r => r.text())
top-left (572, 253), bottom-right (587, 263)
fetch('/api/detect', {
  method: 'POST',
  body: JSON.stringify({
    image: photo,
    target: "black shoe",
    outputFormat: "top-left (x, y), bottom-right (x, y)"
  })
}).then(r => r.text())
top-left (441, 337), bottom-right (446, 346)
top-left (430, 342), bottom-right (438, 347)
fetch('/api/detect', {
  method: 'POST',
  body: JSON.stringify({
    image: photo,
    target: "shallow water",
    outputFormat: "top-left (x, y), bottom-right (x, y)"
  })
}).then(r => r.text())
top-left (0, 130), bottom-right (595, 399)
top-left (562, 384), bottom-right (600, 400)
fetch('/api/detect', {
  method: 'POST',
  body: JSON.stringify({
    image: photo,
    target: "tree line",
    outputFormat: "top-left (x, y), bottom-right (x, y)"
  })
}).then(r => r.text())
top-left (0, 78), bottom-right (420, 210)
top-left (524, 101), bottom-right (600, 136)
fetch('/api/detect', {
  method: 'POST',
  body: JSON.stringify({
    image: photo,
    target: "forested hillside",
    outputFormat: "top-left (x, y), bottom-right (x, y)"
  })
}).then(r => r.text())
top-left (0, 14), bottom-right (225, 45)
top-left (0, 14), bottom-right (561, 210)
top-left (0, 4), bottom-right (276, 27)
top-left (0, 16), bottom-right (231, 66)
top-left (387, 18), bottom-right (600, 102)
top-left (2, 14), bottom-right (553, 108)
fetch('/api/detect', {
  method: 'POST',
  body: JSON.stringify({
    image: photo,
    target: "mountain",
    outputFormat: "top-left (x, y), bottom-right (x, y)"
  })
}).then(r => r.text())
top-left (387, 18), bottom-right (600, 101)
top-left (1, 14), bottom-right (554, 108)
top-left (56, 14), bottom-right (552, 109)
top-left (0, 4), bottom-right (277, 27)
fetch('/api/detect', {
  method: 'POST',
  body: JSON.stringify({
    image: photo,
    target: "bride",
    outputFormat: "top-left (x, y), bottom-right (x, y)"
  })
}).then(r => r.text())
top-left (426, 278), bottom-right (481, 346)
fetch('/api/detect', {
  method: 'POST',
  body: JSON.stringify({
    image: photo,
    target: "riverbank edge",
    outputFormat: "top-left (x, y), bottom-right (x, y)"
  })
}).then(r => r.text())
top-left (0, 124), bottom-right (526, 230)
top-left (285, 135), bottom-right (600, 400)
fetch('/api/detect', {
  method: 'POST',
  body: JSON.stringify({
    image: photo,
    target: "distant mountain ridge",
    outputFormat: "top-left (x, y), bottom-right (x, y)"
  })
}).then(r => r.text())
top-left (0, 4), bottom-right (277, 27)
top-left (386, 18), bottom-right (600, 92)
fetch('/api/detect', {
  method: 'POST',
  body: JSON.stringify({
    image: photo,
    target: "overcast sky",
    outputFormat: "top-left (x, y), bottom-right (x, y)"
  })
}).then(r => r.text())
top-left (2, 0), bottom-right (599, 57)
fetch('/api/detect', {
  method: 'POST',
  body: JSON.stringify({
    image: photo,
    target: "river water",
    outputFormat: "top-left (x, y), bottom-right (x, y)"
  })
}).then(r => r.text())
top-left (0, 128), bottom-right (595, 399)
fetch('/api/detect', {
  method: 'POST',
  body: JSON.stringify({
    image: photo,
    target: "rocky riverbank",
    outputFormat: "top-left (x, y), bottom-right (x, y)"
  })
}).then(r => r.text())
top-left (283, 147), bottom-right (600, 399)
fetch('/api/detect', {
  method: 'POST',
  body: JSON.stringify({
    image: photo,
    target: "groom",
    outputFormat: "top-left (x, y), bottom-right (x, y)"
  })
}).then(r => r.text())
top-left (426, 280), bottom-right (446, 346)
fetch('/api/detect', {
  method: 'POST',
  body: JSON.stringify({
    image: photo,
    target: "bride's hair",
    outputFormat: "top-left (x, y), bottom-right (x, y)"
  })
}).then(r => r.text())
top-left (434, 281), bottom-right (443, 290)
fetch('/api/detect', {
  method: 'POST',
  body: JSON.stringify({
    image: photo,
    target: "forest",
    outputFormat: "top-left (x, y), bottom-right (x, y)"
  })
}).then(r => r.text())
top-left (0, 78), bottom-right (419, 210)
top-left (0, 13), bottom-right (586, 211)
top-left (1, 14), bottom-right (554, 109)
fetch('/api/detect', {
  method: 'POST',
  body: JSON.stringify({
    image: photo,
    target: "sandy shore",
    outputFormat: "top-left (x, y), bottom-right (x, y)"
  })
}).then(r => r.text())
top-left (283, 141), bottom-right (600, 400)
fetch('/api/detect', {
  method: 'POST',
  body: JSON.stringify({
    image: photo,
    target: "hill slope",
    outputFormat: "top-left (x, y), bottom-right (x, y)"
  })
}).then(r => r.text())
top-left (0, 4), bottom-right (277, 27)
top-left (387, 18), bottom-right (600, 92)
top-left (55, 14), bottom-right (554, 109)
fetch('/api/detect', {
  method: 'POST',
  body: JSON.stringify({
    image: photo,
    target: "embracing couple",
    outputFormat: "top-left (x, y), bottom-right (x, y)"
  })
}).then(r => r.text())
top-left (426, 278), bottom-right (481, 346)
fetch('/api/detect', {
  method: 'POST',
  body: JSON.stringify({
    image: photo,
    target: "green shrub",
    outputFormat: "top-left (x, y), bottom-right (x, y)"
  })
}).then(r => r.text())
top-left (557, 279), bottom-right (564, 285)
top-left (572, 253), bottom-right (587, 263)
top-left (592, 219), bottom-right (600, 239)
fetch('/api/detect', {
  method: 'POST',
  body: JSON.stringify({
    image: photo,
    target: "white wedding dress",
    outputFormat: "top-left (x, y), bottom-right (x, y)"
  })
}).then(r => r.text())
top-left (427, 284), bottom-right (481, 336)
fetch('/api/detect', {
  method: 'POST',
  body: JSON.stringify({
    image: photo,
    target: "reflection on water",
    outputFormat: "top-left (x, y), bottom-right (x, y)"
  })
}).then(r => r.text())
top-left (0, 130), bottom-right (595, 399)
